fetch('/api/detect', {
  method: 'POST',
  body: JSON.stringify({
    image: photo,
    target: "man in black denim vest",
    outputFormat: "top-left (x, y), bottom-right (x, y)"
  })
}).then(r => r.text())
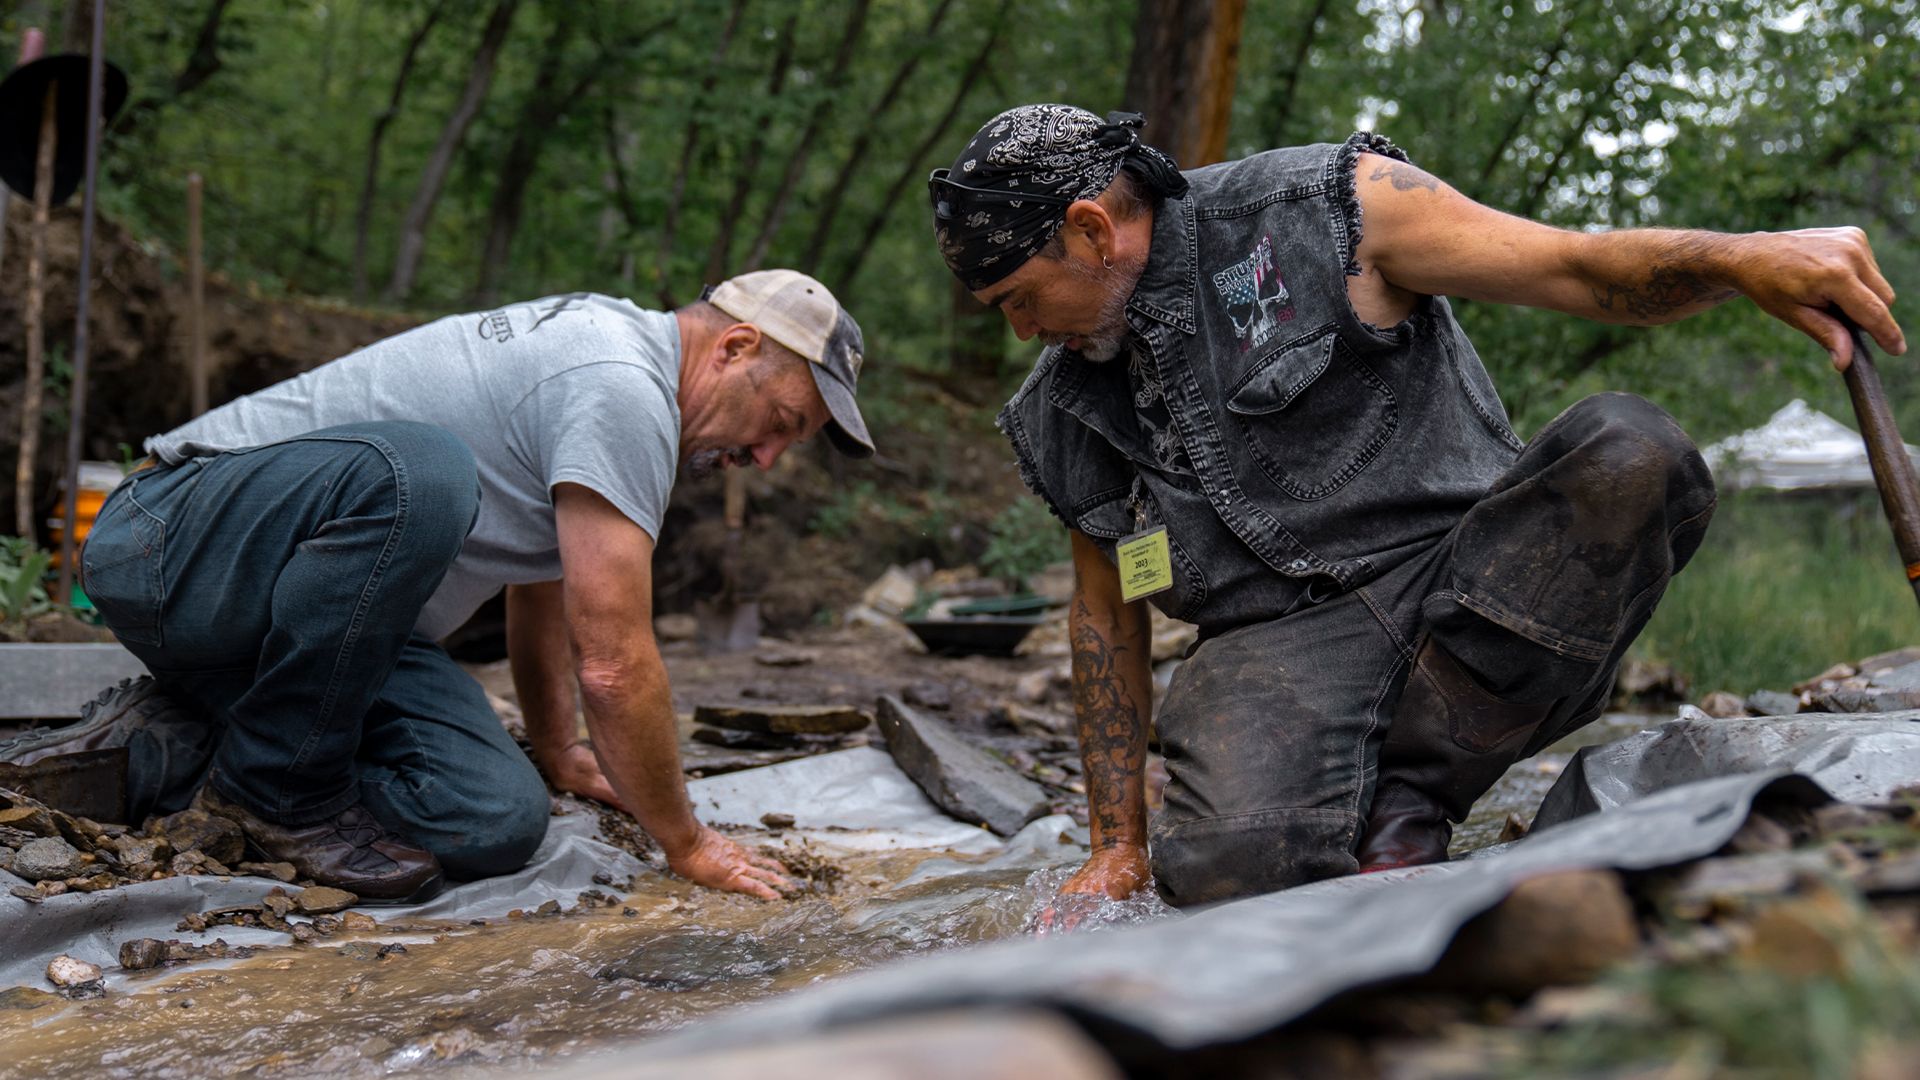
top-left (929, 105), bottom-right (1906, 909)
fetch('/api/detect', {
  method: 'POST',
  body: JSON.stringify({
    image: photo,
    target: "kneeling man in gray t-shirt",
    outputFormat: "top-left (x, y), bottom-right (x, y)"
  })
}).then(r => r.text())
top-left (26, 270), bottom-right (870, 903)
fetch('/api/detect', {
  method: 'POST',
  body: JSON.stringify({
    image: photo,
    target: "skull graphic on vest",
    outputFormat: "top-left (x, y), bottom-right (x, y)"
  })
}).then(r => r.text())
top-left (1211, 235), bottom-right (1294, 350)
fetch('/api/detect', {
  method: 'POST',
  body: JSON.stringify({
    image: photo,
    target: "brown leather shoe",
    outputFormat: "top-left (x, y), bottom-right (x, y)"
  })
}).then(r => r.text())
top-left (196, 784), bottom-right (445, 904)
top-left (1357, 638), bottom-right (1551, 872)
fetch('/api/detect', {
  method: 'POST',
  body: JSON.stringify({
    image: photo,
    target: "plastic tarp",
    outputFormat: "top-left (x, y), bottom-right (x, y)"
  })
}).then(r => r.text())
top-left (1701, 399), bottom-right (1920, 491)
top-left (574, 709), bottom-right (1920, 1067)
top-left (1534, 707), bottom-right (1920, 829)
top-left (0, 748), bottom-right (1046, 988)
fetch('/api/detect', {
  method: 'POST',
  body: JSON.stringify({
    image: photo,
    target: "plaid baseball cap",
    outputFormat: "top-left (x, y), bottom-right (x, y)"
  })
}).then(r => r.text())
top-left (705, 270), bottom-right (874, 459)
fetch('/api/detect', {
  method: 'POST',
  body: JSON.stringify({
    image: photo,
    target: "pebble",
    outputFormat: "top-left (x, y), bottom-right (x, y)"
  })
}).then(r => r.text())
top-left (759, 812), bottom-right (796, 830)
top-left (295, 886), bottom-right (359, 915)
top-left (46, 954), bottom-right (103, 990)
top-left (120, 939), bottom-right (168, 971)
top-left (13, 837), bottom-right (85, 882)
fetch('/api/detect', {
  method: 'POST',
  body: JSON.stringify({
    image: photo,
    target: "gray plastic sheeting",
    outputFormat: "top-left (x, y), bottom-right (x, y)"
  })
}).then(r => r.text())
top-left (0, 748), bottom-right (1039, 988)
top-left (616, 767), bottom-right (1817, 1062)
top-left (1534, 708), bottom-right (1920, 830)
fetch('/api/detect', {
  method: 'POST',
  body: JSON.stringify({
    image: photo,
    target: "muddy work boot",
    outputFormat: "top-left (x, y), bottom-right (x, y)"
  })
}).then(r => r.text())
top-left (197, 784), bottom-right (445, 904)
top-left (0, 677), bottom-right (216, 821)
top-left (1357, 639), bottom-right (1552, 872)
top-left (2, 677), bottom-right (177, 765)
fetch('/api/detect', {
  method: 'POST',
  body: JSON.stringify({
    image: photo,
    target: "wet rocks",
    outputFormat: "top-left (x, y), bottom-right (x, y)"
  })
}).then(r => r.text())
top-left (1425, 870), bottom-right (1639, 995)
top-left (877, 695), bottom-right (1048, 837)
top-left (119, 938), bottom-right (168, 970)
top-left (1697, 690), bottom-right (1750, 718)
top-left (596, 932), bottom-right (787, 990)
top-left (901, 681), bottom-right (953, 711)
top-left (295, 886), bottom-right (358, 915)
top-left (154, 809), bottom-right (246, 866)
top-left (46, 954), bottom-right (105, 998)
top-left (759, 812), bottom-right (796, 830)
top-left (12, 837), bottom-right (85, 881)
top-left (0, 804), bottom-right (58, 837)
top-left (693, 703), bottom-right (872, 736)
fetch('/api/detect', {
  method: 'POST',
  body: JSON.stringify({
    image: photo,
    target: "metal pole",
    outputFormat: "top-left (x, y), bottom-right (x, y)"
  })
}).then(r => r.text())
top-left (56, 0), bottom-right (105, 603)
top-left (16, 76), bottom-right (57, 538)
top-left (187, 172), bottom-right (207, 416)
top-left (1838, 321), bottom-right (1920, 613)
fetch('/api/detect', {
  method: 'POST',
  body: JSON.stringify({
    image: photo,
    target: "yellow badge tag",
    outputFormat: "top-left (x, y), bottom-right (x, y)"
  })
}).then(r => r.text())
top-left (1116, 526), bottom-right (1173, 602)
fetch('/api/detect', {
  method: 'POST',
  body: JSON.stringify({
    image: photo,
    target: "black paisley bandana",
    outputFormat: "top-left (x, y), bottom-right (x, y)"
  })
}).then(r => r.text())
top-left (929, 104), bottom-right (1188, 292)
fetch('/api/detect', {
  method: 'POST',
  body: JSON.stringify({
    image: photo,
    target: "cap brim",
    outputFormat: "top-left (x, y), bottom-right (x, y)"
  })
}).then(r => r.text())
top-left (809, 364), bottom-right (874, 458)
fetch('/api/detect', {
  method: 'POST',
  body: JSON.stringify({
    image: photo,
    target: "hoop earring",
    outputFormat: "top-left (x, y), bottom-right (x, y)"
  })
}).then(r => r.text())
top-left (1102, 255), bottom-right (1114, 270)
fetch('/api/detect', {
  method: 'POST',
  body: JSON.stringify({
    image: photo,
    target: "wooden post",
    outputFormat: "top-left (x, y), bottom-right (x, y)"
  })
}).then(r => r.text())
top-left (187, 172), bottom-right (208, 416)
top-left (1839, 323), bottom-right (1920, 612)
top-left (55, 0), bottom-right (105, 603)
top-left (16, 81), bottom-right (57, 538)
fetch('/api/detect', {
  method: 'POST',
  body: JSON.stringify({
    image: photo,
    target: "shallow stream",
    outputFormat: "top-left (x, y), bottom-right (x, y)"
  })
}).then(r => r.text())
top-left (0, 713), bottom-right (1661, 1077)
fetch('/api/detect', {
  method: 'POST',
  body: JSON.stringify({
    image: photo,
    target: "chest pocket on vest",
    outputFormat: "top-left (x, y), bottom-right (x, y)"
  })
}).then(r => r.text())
top-left (1226, 328), bottom-right (1398, 501)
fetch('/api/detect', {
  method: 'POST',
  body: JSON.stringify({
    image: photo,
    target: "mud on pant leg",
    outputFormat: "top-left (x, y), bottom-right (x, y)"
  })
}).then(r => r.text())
top-left (1424, 391), bottom-right (1716, 733)
top-left (1149, 589), bottom-right (1406, 908)
top-left (354, 638), bottom-right (550, 880)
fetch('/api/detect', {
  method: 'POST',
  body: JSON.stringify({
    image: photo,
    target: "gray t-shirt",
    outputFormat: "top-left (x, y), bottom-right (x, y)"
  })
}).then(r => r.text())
top-left (148, 292), bottom-right (681, 639)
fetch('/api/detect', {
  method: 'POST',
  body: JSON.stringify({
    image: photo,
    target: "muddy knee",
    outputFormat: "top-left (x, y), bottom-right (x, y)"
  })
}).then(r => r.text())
top-left (1150, 807), bottom-right (1359, 907)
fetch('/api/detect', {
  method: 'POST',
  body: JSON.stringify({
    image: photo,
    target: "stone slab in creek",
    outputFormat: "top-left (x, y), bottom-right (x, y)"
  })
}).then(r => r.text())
top-left (876, 696), bottom-right (1047, 838)
top-left (693, 704), bottom-right (872, 736)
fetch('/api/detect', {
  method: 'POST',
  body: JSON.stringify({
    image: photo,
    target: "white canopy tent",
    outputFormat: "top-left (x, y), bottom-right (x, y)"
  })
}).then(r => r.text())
top-left (1701, 399), bottom-right (1920, 491)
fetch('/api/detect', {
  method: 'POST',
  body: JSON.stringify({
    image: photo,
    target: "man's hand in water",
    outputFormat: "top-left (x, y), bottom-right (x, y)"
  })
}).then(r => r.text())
top-left (667, 824), bottom-right (794, 900)
top-left (1035, 843), bottom-right (1150, 934)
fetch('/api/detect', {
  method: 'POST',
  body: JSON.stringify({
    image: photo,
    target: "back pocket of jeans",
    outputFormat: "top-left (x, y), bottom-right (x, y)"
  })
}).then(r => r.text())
top-left (82, 489), bottom-right (166, 648)
top-left (1226, 330), bottom-right (1398, 501)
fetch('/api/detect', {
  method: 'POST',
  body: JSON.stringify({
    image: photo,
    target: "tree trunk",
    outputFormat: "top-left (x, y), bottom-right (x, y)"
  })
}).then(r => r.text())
top-left (702, 13), bottom-right (798, 285)
top-left (351, 0), bottom-right (447, 302)
top-left (472, 19), bottom-right (576, 305)
top-left (1262, 0), bottom-right (1332, 148)
top-left (835, 0), bottom-right (1013, 292)
top-left (740, 0), bottom-right (871, 271)
top-left (1122, 0), bottom-right (1247, 168)
top-left (655, 0), bottom-right (749, 307)
top-left (800, 0), bottom-right (956, 274)
top-left (384, 0), bottom-right (520, 305)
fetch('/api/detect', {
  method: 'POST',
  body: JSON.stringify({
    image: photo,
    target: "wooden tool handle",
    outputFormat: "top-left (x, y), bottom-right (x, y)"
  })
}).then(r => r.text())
top-left (1838, 320), bottom-right (1920, 609)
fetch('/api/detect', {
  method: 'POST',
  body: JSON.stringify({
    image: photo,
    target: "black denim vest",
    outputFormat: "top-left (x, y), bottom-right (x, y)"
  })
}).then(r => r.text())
top-left (997, 133), bottom-right (1525, 633)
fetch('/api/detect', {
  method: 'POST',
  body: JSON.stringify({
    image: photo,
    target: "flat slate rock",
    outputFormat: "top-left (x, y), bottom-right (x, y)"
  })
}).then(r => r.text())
top-left (693, 704), bottom-right (871, 736)
top-left (876, 696), bottom-right (1047, 837)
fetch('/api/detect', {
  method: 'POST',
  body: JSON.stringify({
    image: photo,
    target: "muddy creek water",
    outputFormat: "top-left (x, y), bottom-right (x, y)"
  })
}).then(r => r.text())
top-left (0, 713), bottom-right (1661, 1078)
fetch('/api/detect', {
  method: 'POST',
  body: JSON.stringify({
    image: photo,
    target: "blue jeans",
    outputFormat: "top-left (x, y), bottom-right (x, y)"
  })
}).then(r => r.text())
top-left (82, 422), bottom-right (549, 878)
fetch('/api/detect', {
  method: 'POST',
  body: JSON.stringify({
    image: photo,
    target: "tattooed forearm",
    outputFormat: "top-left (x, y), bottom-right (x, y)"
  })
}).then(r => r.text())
top-left (1367, 159), bottom-right (1439, 193)
top-left (1591, 265), bottom-right (1739, 320)
top-left (1069, 596), bottom-right (1149, 850)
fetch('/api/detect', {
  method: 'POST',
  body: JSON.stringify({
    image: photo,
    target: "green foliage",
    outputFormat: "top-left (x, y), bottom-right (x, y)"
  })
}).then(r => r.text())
top-left (1631, 491), bottom-right (1920, 696)
top-left (0, 537), bottom-right (54, 623)
top-left (979, 496), bottom-right (1069, 585)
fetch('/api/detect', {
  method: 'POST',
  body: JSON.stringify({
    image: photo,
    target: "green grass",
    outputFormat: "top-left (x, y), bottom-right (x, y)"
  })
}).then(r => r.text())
top-left (1632, 490), bottom-right (1920, 697)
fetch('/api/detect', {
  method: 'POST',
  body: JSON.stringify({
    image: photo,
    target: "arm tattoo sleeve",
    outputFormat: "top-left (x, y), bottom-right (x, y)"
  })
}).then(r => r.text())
top-left (1069, 597), bottom-right (1148, 847)
top-left (1591, 235), bottom-right (1740, 318)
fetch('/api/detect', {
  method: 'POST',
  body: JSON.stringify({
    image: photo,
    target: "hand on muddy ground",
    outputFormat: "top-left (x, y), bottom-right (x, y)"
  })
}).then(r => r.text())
top-left (537, 742), bottom-right (628, 811)
top-left (1034, 846), bottom-right (1150, 935)
top-left (667, 825), bottom-right (794, 900)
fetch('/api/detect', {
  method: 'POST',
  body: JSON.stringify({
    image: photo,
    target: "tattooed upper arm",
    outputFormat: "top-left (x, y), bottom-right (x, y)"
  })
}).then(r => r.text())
top-left (1365, 157), bottom-right (1441, 193)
